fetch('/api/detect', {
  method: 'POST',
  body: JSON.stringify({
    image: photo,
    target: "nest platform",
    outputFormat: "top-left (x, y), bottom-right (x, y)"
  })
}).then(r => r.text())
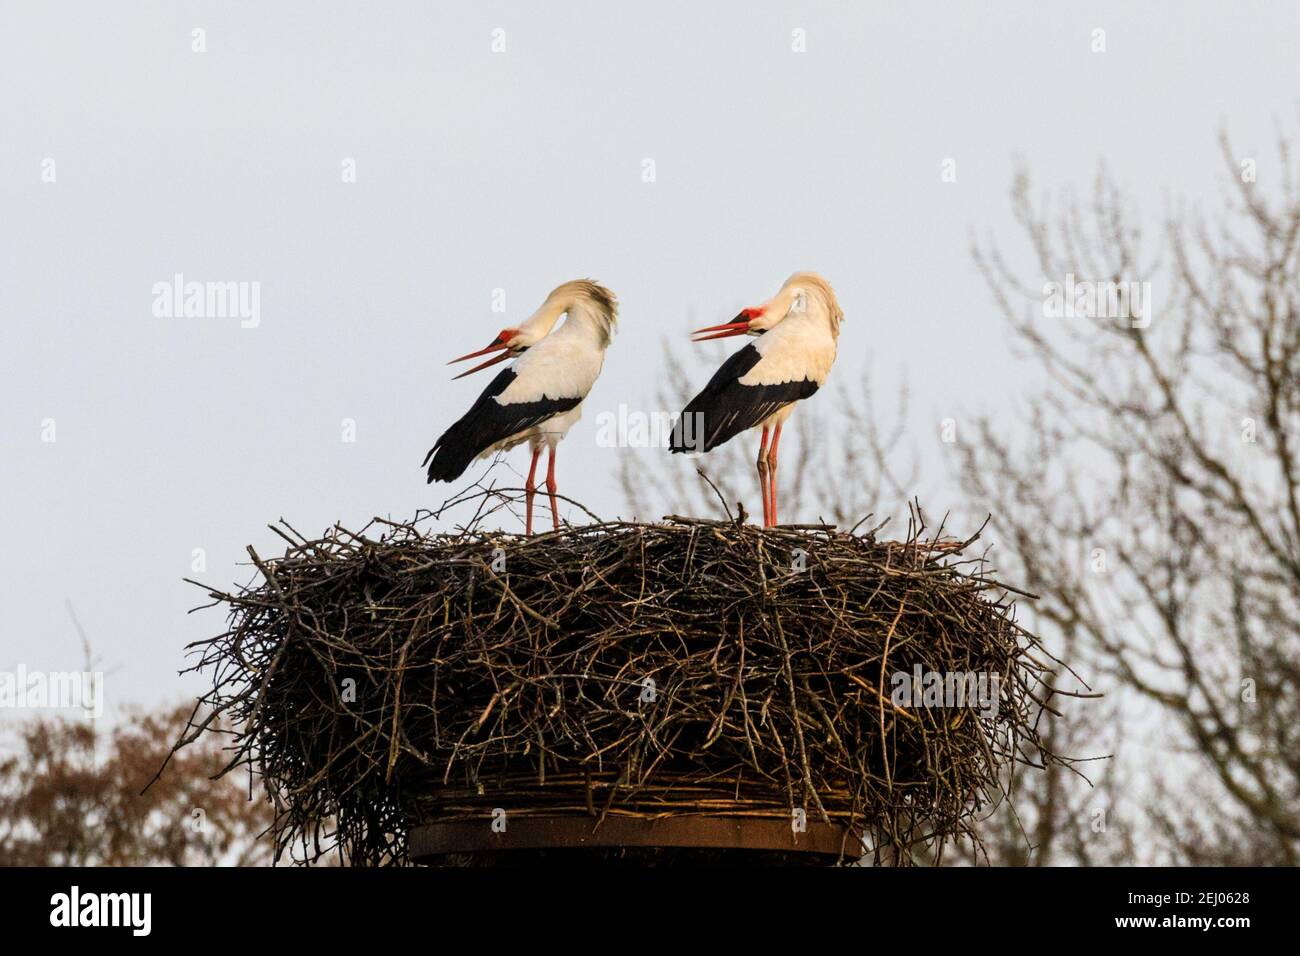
top-left (176, 504), bottom-right (1074, 866)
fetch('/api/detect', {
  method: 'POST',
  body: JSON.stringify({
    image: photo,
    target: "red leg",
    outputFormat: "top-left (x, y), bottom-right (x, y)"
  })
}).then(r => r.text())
top-left (756, 427), bottom-right (771, 527)
top-left (768, 423), bottom-right (783, 527)
top-left (524, 447), bottom-right (542, 535)
top-left (545, 445), bottom-right (560, 532)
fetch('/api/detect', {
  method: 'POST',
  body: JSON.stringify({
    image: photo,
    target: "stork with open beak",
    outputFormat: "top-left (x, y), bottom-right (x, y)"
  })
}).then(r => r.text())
top-left (423, 280), bottom-right (618, 534)
top-left (669, 272), bottom-right (843, 527)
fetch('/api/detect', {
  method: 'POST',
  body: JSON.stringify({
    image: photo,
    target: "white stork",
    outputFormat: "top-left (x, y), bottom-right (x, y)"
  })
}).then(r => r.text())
top-left (424, 279), bottom-right (618, 534)
top-left (670, 272), bottom-right (842, 527)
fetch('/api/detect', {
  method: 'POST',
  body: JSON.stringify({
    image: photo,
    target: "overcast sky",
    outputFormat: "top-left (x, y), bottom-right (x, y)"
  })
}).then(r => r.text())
top-left (3, 1), bottom-right (1299, 721)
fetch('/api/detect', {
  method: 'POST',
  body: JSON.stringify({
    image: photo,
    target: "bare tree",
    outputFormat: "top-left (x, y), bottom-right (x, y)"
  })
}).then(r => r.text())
top-left (0, 703), bottom-right (273, 866)
top-left (961, 129), bottom-right (1300, 864)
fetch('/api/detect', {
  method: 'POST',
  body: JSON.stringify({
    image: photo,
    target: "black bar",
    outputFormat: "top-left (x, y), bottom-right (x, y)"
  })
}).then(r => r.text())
top-left (0, 865), bottom-right (1276, 942)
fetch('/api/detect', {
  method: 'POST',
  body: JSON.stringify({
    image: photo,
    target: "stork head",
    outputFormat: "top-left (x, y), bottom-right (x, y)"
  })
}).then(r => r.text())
top-left (446, 326), bottom-right (527, 379)
top-left (691, 272), bottom-right (842, 342)
top-left (447, 279), bottom-right (618, 379)
top-left (690, 305), bottom-right (782, 342)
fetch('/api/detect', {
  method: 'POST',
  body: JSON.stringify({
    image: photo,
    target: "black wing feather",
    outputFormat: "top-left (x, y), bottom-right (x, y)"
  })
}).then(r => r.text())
top-left (669, 343), bottom-right (819, 454)
top-left (424, 368), bottom-right (581, 482)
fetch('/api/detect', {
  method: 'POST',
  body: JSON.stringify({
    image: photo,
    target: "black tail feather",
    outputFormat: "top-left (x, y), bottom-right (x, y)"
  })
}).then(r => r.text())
top-left (424, 428), bottom-right (477, 483)
top-left (669, 398), bottom-right (710, 454)
top-left (422, 366), bottom-right (582, 484)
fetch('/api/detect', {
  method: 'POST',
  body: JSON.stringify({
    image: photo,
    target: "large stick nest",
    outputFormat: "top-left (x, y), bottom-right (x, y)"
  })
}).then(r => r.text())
top-left (176, 495), bottom-right (1083, 866)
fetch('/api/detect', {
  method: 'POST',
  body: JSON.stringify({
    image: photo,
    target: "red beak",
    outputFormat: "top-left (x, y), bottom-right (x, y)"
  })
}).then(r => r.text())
top-left (448, 339), bottom-right (512, 379)
top-left (691, 315), bottom-right (753, 342)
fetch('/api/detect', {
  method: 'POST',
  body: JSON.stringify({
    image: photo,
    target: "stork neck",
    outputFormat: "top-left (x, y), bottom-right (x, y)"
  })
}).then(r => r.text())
top-left (555, 297), bottom-right (614, 348)
top-left (519, 304), bottom-right (565, 340)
